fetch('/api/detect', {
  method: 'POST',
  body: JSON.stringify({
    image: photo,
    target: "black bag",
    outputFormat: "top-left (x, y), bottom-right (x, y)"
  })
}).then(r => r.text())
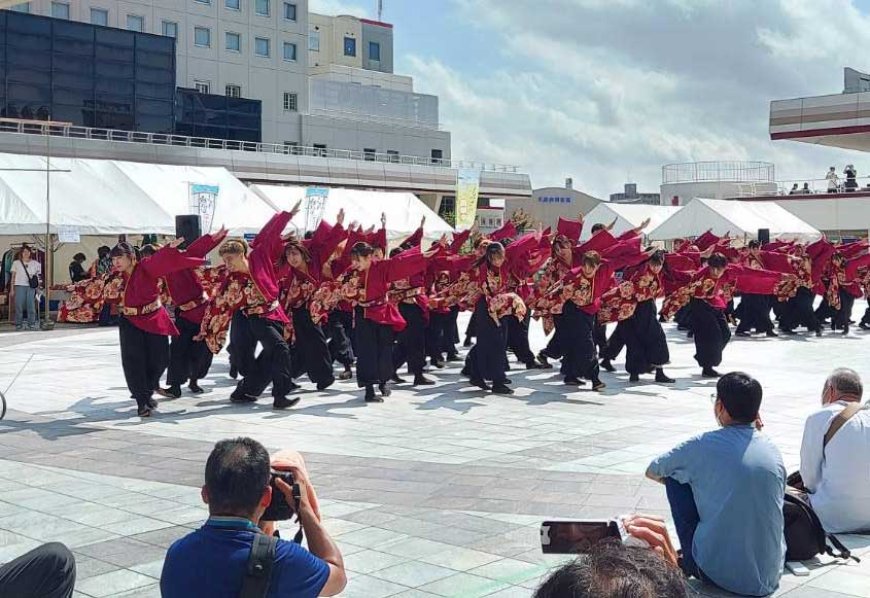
top-left (22, 262), bottom-right (38, 289)
top-left (239, 532), bottom-right (277, 598)
top-left (783, 490), bottom-right (858, 562)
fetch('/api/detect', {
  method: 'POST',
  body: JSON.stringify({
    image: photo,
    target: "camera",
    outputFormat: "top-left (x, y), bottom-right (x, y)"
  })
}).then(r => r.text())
top-left (261, 469), bottom-right (301, 521)
top-left (541, 518), bottom-right (647, 554)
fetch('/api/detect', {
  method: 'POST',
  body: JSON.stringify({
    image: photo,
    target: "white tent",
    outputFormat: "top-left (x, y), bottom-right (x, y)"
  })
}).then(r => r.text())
top-left (580, 203), bottom-right (681, 240)
top-left (648, 197), bottom-right (821, 242)
top-left (250, 184), bottom-right (454, 246)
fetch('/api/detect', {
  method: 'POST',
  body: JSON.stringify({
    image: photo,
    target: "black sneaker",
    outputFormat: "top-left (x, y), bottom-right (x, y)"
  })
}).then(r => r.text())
top-left (600, 359), bottom-right (616, 372)
top-left (765, 330), bottom-right (778, 338)
top-left (446, 353), bottom-right (461, 362)
top-left (629, 373), bottom-right (640, 382)
top-left (463, 337), bottom-right (472, 347)
top-left (188, 381), bottom-right (205, 394)
top-left (591, 379), bottom-right (607, 391)
top-left (655, 369), bottom-right (675, 384)
top-left (316, 378), bottom-right (335, 391)
top-left (273, 397), bottom-right (301, 410)
top-left (701, 367), bottom-right (720, 378)
top-left (470, 378), bottom-right (491, 391)
top-left (492, 383), bottom-right (514, 395)
top-left (230, 390), bottom-right (257, 403)
top-left (379, 383), bottom-right (392, 397)
top-left (564, 377), bottom-right (585, 386)
top-left (536, 352), bottom-right (552, 369)
top-left (735, 331), bottom-right (751, 337)
top-left (338, 369), bottom-right (353, 380)
top-left (430, 358), bottom-right (445, 369)
top-left (525, 360), bottom-right (544, 370)
top-left (391, 375), bottom-right (407, 384)
top-left (137, 406), bottom-right (152, 418)
top-left (414, 374), bottom-right (435, 386)
top-left (146, 397), bottom-right (159, 409)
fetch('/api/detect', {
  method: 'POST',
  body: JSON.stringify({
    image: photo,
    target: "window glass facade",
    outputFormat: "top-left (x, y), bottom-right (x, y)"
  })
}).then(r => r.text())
top-left (176, 87), bottom-right (261, 142)
top-left (0, 11), bottom-right (176, 133)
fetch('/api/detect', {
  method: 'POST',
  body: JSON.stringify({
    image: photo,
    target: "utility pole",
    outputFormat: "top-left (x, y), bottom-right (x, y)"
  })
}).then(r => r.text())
top-left (378, 0), bottom-right (383, 21)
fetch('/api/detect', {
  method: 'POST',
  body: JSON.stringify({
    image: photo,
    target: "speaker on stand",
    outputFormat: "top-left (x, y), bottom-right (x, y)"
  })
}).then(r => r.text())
top-left (757, 228), bottom-right (770, 246)
top-left (175, 215), bottom-right (202, 250)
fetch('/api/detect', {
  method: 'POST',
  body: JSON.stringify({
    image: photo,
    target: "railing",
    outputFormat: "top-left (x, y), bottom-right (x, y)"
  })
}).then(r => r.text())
top-left (0, 118), bottom-right (520, 173)
top-left (662, 160), bottom-right (775, 184)
top-left (726, 175), bottom-right (870, 198)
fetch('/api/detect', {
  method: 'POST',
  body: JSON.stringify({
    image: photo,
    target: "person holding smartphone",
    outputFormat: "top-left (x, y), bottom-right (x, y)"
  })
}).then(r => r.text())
top-left (161, 437), bottom-right (346, 598)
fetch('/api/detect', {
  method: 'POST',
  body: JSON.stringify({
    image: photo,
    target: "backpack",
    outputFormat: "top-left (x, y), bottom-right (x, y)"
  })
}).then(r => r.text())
top-left (783, 491), bottom-right (857, 562)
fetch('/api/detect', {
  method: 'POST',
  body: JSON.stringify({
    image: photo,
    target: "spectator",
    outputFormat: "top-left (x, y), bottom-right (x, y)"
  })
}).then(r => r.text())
top-left (94, 245), bottom-right (112, 276)
top-left (68, 253), bottom-right (88, 283)
top-left (646, 372), bottom-right (785, 596)
top-left (801, 182), bottom-right (811, 194)
top-left (161, 437), bottom-right (346, 598)
top-left (844, 164), bottom-right (858, 192)
top-left (534, 516), bottom-right (687, 598)
top-left (10, 244), bottom-right (41, 331)
top-left (0, 542), bottom-right (76, 598)
top-left (826, 166), bottom-right (839, 193)
top-left (798, 368), bottom-right (870, 533)
top-left (788, 183), bottom-right (799, 195)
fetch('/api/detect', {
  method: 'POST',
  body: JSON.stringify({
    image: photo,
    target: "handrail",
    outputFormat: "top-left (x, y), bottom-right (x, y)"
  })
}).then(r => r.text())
top-left (0, 119), bottom-right (520, 173)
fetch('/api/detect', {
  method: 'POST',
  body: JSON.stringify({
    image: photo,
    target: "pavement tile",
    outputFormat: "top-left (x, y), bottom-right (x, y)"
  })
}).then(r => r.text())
top-left (337, 572), bottom-right (410, 598)
top-left (74, 569), bottom-right (157, 597)
top-left (345, 549), bottom-right (410, 574)
top-left (371, 560), bottom-right (458, 587)
top-left (417, 572), bottom-right (510, 598)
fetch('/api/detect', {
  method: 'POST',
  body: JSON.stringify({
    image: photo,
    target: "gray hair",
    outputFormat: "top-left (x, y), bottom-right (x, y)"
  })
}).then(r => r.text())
top-left (826, 368), bottom-right (863, 399)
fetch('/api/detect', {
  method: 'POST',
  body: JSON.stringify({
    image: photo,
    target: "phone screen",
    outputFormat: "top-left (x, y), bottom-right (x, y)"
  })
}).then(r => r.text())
top-left (540, 520), bottom-right (620, 554)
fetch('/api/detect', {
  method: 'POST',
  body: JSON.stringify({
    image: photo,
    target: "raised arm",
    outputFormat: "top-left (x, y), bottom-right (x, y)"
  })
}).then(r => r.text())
top-left (141, 243), bottom-right (205, 279)
top-left (184, 227), bottom-right (228, 259)
top-left (383, 246), bottom-right (427, 283)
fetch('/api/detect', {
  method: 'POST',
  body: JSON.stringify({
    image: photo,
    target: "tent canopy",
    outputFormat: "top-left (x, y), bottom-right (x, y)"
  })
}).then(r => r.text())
top-left (0, 153), bottom-right (276, 236)
top-left (648, 197), bottom-right (821, 242)
top-left (580, 203), bottom-right (681, 240)
top-left (250, 184), bottom-right (454, 246)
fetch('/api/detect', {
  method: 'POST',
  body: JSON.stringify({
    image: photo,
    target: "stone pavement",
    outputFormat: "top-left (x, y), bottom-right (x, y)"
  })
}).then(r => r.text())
top-left (1, 314), bottom-right (870, 597)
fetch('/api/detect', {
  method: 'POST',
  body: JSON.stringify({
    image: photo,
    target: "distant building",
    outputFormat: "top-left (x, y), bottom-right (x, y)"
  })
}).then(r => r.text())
top-left (610, 183), bottom-right (660, 205)
top-left (506, 178), bottom-right (602, 229)
top-left (475, 206), bottom-right (505, 235)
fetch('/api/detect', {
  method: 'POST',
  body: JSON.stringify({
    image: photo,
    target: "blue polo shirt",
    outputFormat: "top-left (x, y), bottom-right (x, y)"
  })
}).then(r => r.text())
top-left (648, 424), bottom-right (786, 597)
top-left (161, 517), bottom-right (330, 598)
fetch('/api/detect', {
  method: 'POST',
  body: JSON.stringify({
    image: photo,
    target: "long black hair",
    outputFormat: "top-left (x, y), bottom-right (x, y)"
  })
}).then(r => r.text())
top-left (472, 241), bottom-right (505, 269)
top-left (110, 242), bottom-right (141, 261)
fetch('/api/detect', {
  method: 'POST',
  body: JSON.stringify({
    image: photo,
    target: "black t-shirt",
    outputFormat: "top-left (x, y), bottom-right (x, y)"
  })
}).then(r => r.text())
top-left (69, 261), bottom-right (87, 283)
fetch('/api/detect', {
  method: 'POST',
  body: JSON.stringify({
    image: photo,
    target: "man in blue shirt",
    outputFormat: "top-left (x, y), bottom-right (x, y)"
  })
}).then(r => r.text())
top-left (646, 372), bottom-right (785, 597)
top-left (161, 437), bottom-right (346, 597)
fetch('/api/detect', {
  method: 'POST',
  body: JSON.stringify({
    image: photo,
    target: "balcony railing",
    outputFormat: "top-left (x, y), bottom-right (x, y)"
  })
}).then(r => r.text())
top-left (0, 118), bottom-right (520, 173)
top-left (730, 175), bottom-right (870, 198)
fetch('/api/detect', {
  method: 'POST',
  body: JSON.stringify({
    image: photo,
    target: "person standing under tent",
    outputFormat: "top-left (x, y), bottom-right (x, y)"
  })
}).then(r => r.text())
top-left (164, 227), bottom-right (228, 397)
top-left (103, 240), bottom-right (204, 417)
top-left (199, 204), bottom-right (302, 410)
top-left (10, 244), bottom-right (41, 331)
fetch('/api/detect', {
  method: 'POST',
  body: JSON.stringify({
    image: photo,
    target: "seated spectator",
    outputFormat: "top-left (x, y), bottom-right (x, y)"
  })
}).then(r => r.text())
top-left (534, 515), bottom-right (687, 598)
top-left (802, 182), bottom-right (811, 194)
top-left (798, 368), bottom-right (870, 533)
top-left (161, 437), bottom-right (346, 598)
top-left (68, 253), bottom-right (88, 283)
top-left (0, 542), bottom-right (76, 598)
top-left (788, 183), bottom-right (799, 195)
top-left (645, 372), bottom-right (785, 596)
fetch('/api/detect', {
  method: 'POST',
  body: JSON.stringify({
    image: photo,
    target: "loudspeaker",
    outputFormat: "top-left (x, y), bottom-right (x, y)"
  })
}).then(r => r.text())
top-left (758, 228), bottom-right (770, 246)
top-left (175, 215), bottom-right (202, 250)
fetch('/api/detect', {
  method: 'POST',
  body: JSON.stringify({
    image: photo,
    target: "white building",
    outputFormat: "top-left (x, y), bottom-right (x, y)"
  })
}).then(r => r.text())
top-left (660, 161), bottom-right (778, 206)
top-left (4, 0), bottom-right (450, 160)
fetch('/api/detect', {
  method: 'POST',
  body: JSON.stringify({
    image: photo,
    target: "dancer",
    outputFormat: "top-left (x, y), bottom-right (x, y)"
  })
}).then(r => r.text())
top-left (200, 205), bottom-right (301, 410)
top-left (735, 241), bottom-right (777, 338)
top-left (164, 227), bottom-right (228, 397)
top-left (104, 240), bottom-right (204, 417)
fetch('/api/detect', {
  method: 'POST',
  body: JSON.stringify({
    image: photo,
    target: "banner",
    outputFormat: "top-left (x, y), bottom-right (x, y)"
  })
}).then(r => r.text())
top-left (190, 184), bottom-right (220, 233)
top-left (455, 168), bottom-right (481, 230)
top-left (57, 225), bottom-right (80, 243)
top-left (304, 187), bottom-right (330, 233)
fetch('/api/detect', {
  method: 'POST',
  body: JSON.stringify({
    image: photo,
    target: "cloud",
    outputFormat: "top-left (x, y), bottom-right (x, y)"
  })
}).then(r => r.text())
top-left (308, 0), bottom-right (368, 18)
top-left (406, 0), bottom-right (870, 198)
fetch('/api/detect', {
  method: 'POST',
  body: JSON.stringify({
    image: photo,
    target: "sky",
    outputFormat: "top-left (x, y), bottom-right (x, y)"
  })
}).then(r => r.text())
top-left (310, 0), bottom-right (870, 199)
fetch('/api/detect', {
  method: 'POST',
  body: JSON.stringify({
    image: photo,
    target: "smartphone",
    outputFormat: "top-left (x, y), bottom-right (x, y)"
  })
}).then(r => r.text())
top-left (541, 520), bottom-right (623, 554)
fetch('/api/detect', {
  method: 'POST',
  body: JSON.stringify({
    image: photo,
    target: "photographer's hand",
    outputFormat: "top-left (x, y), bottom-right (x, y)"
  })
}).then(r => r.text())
top-left (274, 477), bottom-right (346, 596)
top-left (623, 514), bottom-right (679, 568)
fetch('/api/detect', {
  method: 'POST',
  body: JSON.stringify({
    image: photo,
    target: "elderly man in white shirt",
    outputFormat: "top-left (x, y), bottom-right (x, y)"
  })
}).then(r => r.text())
top-left (799, 368), bottom-right (870, 533)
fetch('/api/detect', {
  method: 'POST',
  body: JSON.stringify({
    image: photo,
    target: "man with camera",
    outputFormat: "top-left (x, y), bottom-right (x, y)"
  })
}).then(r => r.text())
top-left (161, 437), bottom-right (346, 597)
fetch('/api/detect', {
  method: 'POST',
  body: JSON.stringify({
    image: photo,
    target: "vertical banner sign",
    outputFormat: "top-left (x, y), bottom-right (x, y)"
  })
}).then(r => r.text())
top-left (305, 187), bottom-right (330, 233)
top-left (456, 168), bottom-right (481, 229)
top-left (189, 184), bottom-right (220, 233)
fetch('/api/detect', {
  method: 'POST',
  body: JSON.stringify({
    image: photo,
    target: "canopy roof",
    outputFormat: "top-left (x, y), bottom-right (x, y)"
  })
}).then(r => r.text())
top-left (250, 184), bottom-right (454, 245)
top-left (0, 153), bottom-right (276, 236)
top-left (580, 203), bottom-right (681, 240)
top-left (647, 197), bottom-right (821, 242)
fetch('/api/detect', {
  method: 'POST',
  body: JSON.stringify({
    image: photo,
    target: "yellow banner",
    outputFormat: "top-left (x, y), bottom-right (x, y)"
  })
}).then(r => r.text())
top-left (455, 168), bottom-right (480, 229)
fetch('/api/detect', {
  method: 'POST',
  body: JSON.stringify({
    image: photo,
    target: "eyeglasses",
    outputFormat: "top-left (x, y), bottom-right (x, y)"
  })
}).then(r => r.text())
top-left (710, 393), bottom-right (718, 404)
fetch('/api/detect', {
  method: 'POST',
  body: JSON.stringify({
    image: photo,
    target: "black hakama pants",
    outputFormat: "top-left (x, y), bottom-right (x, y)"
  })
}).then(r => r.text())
top-left (834, 290), bottom-right (855, 331)
top-left (593, 315), bottom-right (609, 356)
top-left (560, 302), bottom-right (599, 381)
top-left (354, 306), bottom-right (395, 387)
top-left (393, 302), bottom-right (427, 376)
top-left (602, 321), bottom-right (626, 361)
top-left (690, 299), bottom-right (730, 369)
top-left (506, 314), bottom-right (536, 366)
top-left (466, 297), bottom-right (508, 384)
top-left (167, 315), bottom-right (213, 386)
top-left (228, 309), bottom-right (256, 378)
top-left (426, 310), bottom-right (449, 362)
top-left (291, 307), bottom-right (335, 386)
top-left (236, 316), bottom-right (294, 399)
top-left (327, 309), bottom-right (355, 367)
top-left (736, 294), bottom-right (774, 334)
top-left (623, 299), bottom-right (669, 376)
top-left (119, 316), bottom-right (168, 410)
top-left (781, 287), bottom-right (820, 333)
top-left (445, 306), bottom-right (461, 354)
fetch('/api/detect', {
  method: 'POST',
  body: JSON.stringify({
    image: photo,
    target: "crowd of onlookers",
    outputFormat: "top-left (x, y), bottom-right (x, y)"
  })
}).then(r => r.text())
top-left (788, 164), bottom-right (867, 195)
top-left (1, 368), bottom-right (869, 597)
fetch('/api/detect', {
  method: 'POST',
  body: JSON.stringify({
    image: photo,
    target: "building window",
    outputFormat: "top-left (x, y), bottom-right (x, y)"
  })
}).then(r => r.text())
top-left (195, 27), bottom-right (211, 47)
top-left (226, 32), bottom-right (241, 52)
top-left (309, 29), bottom-right (320, 51)
top-left (255, 0), bottom-right (270, 16)
top-left (284, 141), bottom-right (300, 154)
top-left (431, 149), bottom-right (443, 164)
top-left (387, 150), bottom-right (399, 163)
top-left (127, 15), bottom-right (145, 32)
top-left (283, 92), bottom-right (298, 112)
top-left (255, 37), bottom-right (270, 57)
top-left (343, 36), bottom-right (356, 57)
top-left (226, 84), bottom-right (241, 98)
top-left (283, 2), bottom-right (296, 20)
top-left (51, 2), bottom-right (70, 19)
top-left (162, 20), bottom-right (178, 38)
top-left (283, 42), bottom-right (297, 61)
top-left (313, 143), bottom-right (327, 157)
top-left (226, 0), bottom-right (240, 8)
top-left (369, 41), bottom-right (381, 61)
top-left (90, 8), bottom-right (108, 26)
top-left (194, 0), bottom-right (210, 3)
top-left (195, 81), bottom-right (210, 94)
top-left (364, 148), bottom-right (376, 162)
top-left (11, 3), bottom-right (30, 13)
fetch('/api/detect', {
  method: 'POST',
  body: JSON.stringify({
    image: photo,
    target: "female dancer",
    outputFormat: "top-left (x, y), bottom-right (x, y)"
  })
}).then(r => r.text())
top-left (105, 240), bottom-right (203, 417)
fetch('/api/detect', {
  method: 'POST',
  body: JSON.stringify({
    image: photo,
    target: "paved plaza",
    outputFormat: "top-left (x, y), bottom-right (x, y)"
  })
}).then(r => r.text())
top-left (2, 314), bottom-right (870, 597)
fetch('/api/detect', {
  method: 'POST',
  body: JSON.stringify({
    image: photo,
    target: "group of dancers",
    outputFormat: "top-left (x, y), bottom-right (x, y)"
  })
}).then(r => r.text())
top-left (59, 204), bottom-right (870, 417)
